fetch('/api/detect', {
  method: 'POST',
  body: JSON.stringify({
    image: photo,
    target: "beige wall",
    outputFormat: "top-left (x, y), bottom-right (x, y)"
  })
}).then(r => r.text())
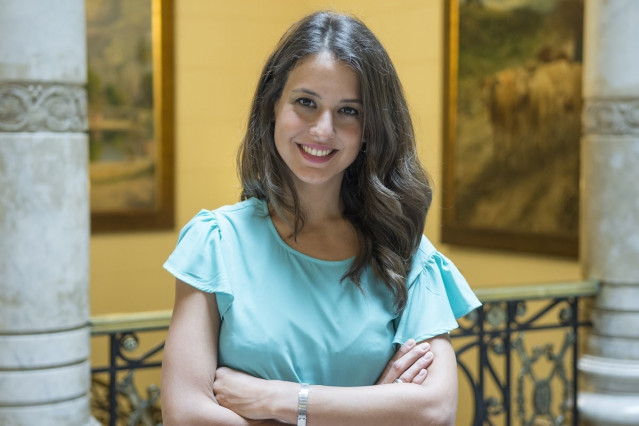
top-left (89, 0), bottom-right (580, 317)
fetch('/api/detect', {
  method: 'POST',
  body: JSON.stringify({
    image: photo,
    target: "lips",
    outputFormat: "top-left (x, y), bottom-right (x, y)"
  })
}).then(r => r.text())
top-left (296, 143), bottom-right (337, 163)
top-left (300, 144), bottom-right (334, 157)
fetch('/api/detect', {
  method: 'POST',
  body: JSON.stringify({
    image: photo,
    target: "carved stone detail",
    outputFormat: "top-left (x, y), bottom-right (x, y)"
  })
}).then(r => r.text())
top-left (583, 99), bottom-right (639, 136)
top-left (0, 83), bottom-right (87, 132)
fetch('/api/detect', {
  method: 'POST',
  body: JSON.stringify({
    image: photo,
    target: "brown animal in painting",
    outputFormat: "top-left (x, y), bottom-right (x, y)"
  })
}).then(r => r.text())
top-left (483, 59), bottom-right (582, 170)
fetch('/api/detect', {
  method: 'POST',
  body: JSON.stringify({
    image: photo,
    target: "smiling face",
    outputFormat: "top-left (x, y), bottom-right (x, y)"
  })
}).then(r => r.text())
top-left (273, 52), bottom-right (363, 194)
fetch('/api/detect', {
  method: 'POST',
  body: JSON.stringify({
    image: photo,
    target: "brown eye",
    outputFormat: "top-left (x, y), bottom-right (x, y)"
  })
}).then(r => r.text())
top-left (296, 98), bottom-right (315, 108)
top-left (340, 106), bottom-right (359, 116)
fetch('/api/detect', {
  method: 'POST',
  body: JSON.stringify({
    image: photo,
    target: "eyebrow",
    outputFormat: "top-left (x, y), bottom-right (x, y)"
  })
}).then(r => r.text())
top-left (292, 88), bottom-right (362, 104)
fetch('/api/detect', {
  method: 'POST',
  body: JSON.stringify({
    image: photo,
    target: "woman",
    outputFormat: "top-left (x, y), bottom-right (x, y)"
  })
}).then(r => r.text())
top-left (161, 11), bottom-right (480, 426)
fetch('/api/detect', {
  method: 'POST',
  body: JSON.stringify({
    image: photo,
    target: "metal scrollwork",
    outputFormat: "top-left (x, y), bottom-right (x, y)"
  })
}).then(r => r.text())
top-left (121, 333), bottom-right (140, 352)
top-left (486, 303), bottom-right (508, 328)
top-left (485, 396), bottom-right (505, 416)
top-left (490, 338), bottom-right (506, 355)
top-left (91, 331), bottom-right (165, 425)
top-left (90, 285), bottom-right (596, 425)
top-left (449, 293), bottom-right (590, 426)
top-left (513, 332), bottom-right (574, 426)
top-left (117, 371), bottom-right (162, 426)
top-left (0, 82), bottom-right (87, 132)
top-left (515, 301), bottom-right (526, 318)
top-left (559, 306), bottom-right (573, 324)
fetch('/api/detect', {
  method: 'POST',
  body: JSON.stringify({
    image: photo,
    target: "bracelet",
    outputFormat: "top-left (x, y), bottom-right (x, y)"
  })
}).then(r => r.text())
top-left (297, 383), bottom-right (309, 426)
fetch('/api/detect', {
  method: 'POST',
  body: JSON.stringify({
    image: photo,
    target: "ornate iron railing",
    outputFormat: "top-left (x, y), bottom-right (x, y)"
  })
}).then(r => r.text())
top-left (452, 280), bottom-right (597, 426)
top-left (90, 280), bottom-right (598, 425)
top-left (90, 311), bottom-right (170, 425)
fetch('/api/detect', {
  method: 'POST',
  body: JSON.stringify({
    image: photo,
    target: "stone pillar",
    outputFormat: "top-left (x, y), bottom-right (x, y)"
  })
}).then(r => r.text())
top-left (578, 1), bottom-right (639, 425)
top-left (0, 1), bottom-right (97, 425)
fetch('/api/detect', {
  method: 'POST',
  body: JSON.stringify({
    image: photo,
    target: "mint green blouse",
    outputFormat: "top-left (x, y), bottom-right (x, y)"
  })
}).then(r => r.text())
top-left (164, 198), bottom-right (481, 387)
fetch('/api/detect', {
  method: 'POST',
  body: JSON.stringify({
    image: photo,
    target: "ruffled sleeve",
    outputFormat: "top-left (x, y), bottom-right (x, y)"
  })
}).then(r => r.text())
top-left (163, 210), bottom-right (234, 317)
top-left (393, 236), bottom-right (481, 345)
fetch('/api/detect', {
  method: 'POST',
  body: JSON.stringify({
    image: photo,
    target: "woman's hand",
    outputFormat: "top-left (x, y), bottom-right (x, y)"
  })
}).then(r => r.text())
top-left (375, 339), bottom-right (434, 385)
top-left (213, 367), bottom-right (270, 420)
top-left (214, 367), bottom-right (296, 423)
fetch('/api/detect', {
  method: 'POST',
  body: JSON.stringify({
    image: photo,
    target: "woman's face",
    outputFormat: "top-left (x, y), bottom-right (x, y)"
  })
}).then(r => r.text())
top-left (273, 52), bottom-right (363, 192)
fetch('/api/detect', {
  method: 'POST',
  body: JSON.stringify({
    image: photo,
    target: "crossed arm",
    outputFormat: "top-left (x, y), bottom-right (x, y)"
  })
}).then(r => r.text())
top-left (161, 280), bottom-right (458, 425)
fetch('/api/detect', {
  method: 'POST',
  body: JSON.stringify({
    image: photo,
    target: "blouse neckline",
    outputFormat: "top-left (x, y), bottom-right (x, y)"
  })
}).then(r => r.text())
top-left (257, 199), bottom-right (356, 266)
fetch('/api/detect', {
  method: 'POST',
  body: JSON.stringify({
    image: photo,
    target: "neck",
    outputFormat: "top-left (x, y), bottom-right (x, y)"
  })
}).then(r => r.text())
top-left (268, 178), bottom-right (359, 261)
top-left (273, 177), bottom-right (345, 231)
top-left (300, 189), bottom-right (342, 224)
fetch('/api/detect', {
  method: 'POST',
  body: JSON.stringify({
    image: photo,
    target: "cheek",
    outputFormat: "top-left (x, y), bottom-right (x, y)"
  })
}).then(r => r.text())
top-left (343, 122), bottom-right (363, 147)
top-left (274, 109), bottom-right (305, 142)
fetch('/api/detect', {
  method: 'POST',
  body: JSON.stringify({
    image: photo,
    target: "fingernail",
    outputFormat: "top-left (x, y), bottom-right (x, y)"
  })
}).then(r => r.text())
top-left (406, 339), bottom-right (416, 348)
top-left (420, 369), bottom-right (427, 376)
top-left (424, 352), bottom-right (433, 360)
top-left (420, 343), bottom-right (430, 351)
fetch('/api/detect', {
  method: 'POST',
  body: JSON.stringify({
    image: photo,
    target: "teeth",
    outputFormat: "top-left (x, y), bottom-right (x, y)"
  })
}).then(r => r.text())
top-left (301, 145), bottom-right (333, 157)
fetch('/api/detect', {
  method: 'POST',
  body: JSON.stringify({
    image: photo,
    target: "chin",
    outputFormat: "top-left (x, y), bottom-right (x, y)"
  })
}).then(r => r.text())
top-left (293, 172), bottom-right (343, 188)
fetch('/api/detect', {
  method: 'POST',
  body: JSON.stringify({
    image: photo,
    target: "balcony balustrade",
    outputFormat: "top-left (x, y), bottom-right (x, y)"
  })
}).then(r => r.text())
top-left (90, 280), bottom-right (598, 426)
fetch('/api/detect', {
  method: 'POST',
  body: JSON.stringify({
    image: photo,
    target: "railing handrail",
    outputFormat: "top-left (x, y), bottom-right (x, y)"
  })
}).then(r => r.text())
top-left (89, 281), bottom-right (599, 335)
top-left (90, 309), bottom-right (172, 335)
top-left (474, 280), bottom-right (599, 302)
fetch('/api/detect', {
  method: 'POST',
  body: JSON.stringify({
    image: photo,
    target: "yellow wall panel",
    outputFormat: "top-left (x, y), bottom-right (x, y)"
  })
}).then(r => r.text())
top-left (90, 0), bottom-right (579, 316)
top-left (89, 2), bottom-right (582, 423)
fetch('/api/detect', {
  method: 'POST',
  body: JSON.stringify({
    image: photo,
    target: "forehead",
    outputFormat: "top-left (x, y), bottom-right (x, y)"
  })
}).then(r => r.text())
top-left (284, 52), bottom-right (360, 96)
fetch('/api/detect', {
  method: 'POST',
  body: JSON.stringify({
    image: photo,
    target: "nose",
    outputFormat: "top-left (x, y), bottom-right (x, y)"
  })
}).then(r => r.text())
top-left (309, 110), bottom-right (335, 141)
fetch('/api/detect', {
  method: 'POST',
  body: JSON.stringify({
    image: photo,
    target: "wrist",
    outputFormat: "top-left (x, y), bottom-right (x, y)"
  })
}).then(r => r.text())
top-left (268, 380), bottom-right (300, 424)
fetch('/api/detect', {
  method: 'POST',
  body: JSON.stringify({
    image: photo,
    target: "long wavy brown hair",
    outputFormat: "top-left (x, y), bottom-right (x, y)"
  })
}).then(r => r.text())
top-left (237, 11), bottom-right (432, 311)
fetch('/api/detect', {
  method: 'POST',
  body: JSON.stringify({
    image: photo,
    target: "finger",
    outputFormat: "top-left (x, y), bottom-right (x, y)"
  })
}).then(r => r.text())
top-left (390, 339), bottom-right (416, 364)
top-left (398, 351), bottom-right (433, 384)
top-left (379, 339), bottom-right (416, 377)
top-left (411, 369), bottom-right (428, 385)
top-left (376, 339), bottom-right (416, 383)
top-left (381, 342), bottom-right (431, 384)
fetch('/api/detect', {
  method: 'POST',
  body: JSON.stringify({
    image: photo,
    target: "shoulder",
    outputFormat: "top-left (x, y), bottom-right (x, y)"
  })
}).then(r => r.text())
top-left (214, 197), bottom-right (266, 215)
top-left (391, 235), bottom-right (480, 343)
top-left (415, 235), bottom-right (437, 260)
top-left (182, 198), bottom-right (266, 232)
top-left (210, 197), bottom-right (267, 225)
top-left (172, 198), bottom-right (268, 249)
top-left (405, 235), bottom-right (437, 284)
top-left (405, 234), bottom-right (482, 318)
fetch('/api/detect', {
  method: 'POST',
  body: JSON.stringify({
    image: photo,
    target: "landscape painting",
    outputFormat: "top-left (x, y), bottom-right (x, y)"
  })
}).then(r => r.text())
top-left (86, 0), bottom-right (174, 232)
top-left (442, 0), bottom-right (583, 256)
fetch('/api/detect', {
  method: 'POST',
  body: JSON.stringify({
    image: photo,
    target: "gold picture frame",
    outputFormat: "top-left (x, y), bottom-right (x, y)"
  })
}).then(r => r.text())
top-left (86, 0), bottom-right (174, 232)
top-left (442, 0), bottom-right (583, 257)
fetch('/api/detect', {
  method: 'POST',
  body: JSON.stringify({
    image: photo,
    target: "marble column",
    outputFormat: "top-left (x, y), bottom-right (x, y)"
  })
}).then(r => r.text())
top-left (0, 1), bottom-right (97, 425)
top-left (578, 1), bottom-right (639, 425)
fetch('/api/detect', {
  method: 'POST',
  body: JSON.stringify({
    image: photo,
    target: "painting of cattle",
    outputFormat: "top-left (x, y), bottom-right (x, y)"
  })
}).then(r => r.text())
top-left (442, 0), bottom-right (583, 256)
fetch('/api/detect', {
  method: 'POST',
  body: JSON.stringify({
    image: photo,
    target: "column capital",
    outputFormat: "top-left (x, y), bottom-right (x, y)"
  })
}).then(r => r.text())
top-left (0, 82), bottom-right (87, 133)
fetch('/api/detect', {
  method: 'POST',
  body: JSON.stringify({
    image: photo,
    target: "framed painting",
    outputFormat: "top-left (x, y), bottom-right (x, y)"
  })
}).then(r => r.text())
top-left (442, 0), bottom-right (583, 257)
top-left (86, 0), bottom-right (174, 232)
